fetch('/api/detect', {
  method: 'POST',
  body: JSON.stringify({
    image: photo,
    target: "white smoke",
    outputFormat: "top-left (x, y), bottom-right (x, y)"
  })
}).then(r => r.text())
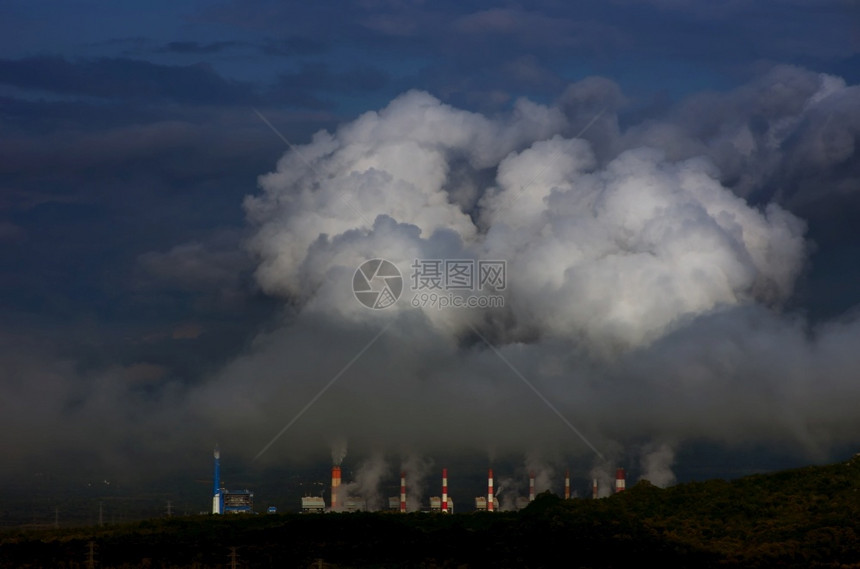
top-left (331, 437), bottom-right (348, 466)
top-left (589, 463), bottom-right (615, 499)
top-left (246, 88), bottom-right (807, 356)
top-left (640, 443), bottom-right (677, 488)
top-left (342, 452), bottom-right (388, 511)
top-left (185, 68), bottom-right (860, 485)
top-left (524, 452), bottom-right (555, 496)
top-left (494, 475), bottom-right (520, 511)
top-left (401, 454), bottom-right (434, 512)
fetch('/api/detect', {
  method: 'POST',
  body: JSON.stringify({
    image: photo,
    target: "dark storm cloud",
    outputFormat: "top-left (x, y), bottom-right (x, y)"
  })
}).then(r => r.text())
top-left (0, 56), bottom-right (255, 104)
top-left (137, 238), bottom-right (252, 295)
top-left (201, 0), bottom-right (860, 72)
top-left (152, 37), bottom-right (329, 59)
top-left (0, 54), bottom-right (391, 114)
top-left (158, 40), bottom-right (244, 54)
top-left (260, 36), bottom-right (328, 57)
top-left (616, 0), bottom-right (860, 59)
top-left (134, 230), bottom-right (260, 317)
top-left (0, 93), bottom-right (289, 398)
top-left (266, 63), bottom-right (389, 109)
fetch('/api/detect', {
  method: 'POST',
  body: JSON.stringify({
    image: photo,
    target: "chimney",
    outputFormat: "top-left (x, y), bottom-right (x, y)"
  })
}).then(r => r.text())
top-left (592, 477), bottom-right (598, 499)
top-left (442, 468), bottom-right (448, 514)
top-left (212, 445), bottom-right (222, 515)
top-left (331, 466), bottom-right (342, 511)
top-left (528, 471), bottom-right (536, 502)
top-left (564, 469), bottom-right (570, 500)
top-left (400, 471), bottom-right (406, 513)
top-left (488, 468), bottom-right (494, 512)
top-left (615, 468), bottom-right (626, 493)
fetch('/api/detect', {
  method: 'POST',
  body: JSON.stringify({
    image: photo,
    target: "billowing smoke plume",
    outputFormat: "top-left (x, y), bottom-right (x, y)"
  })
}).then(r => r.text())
top-left (341, 452), bottom-right (388, 511)
top-left (401, 454), bottom-right (434, 512)
top-left (183, 67), bottom-right (860, 484)
top-left (640, 443), bottom-right (677, 488)
top-left (331, 437), bottom-right (348, 466)
top-left (590, 464), bottom-right (614, 499)
top-left (244, 88), bottom-right (807, 354)
top-left (494, 475), bottom-right (519, 511)
top-left (525, 452), bottom-right (555, 496)
top-left (3, 66), bottom-right (859, 494)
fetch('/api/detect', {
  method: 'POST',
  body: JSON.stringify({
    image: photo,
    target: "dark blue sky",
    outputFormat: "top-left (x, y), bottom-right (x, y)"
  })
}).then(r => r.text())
top-left (1, 0), bottom-right (860, 511)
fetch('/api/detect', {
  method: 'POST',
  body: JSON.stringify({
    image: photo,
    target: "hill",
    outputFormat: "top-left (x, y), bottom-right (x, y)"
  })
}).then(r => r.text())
top-left (3, 455), bottom-right (860, 568)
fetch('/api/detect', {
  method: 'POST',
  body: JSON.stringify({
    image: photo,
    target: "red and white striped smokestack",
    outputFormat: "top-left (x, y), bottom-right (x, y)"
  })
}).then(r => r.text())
top-left (592, 477), bottom-right (598, 499)
top-left (564, 469), bottom-right (570, 500)
top-left (615, 468), bottom-right (626, 493)
top-left (400, 471), bottom-right (406, 513)
top-left (331, 466), bottom-right (342, 511)
top-left (441, 468), bottom-right (448, 514)
top-left (528, 471), bottom-right (535, 502)
top-left (487, 468), bottom-right (494, 512)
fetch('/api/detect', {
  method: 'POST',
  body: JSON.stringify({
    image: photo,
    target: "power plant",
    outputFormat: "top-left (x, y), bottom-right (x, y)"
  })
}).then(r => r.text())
top-left (207, 447), bottom-right (628, 514)
top-left (211, 446), bottom-right (254, 514)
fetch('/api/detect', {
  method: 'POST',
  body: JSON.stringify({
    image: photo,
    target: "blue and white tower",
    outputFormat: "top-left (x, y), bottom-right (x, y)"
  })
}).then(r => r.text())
top-left (212, 445), bottom-right (223, 514)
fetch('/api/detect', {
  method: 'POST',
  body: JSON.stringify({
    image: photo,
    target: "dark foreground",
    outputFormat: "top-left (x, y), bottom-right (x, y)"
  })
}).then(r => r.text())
top-left (3, 456), bottom-right (860, 568)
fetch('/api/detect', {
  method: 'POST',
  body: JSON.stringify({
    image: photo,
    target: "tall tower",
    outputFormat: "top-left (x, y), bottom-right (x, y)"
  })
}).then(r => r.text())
top-left (528, 471), bottom-right (536, 502)
top-left (615, 468), bottom-right (626, 493)
top-left (400, 471), bottom-right (407, 513)
top-left (441, 468), bottom-right (448, 514)
top-left (331, 466), bottom-right (342, 512)
top-left (487, 468), bottom-right (494, 512)
top-left (592, 477), bottom-right (598, 499)
top-left (564, 469), bottom-right (571, 500)
top-left (212, 445), bottom-right (222, 514)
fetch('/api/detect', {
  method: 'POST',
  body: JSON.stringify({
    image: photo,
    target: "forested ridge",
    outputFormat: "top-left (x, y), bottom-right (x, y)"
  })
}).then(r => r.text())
top-left (3, 455), bottom-right (860, 568)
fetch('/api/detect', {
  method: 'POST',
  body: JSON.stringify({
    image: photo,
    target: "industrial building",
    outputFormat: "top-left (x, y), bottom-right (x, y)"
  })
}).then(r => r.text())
top-left (474, 496), bottom-right (499, 511)
top-left (301, 496), bottom-right (326, 513)
top-left (222, 490), bottom-right (254, 514)
top-left (211, 446), bottom-right (254, 514)
top-left (429, 496), bottom-right (454, 513)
